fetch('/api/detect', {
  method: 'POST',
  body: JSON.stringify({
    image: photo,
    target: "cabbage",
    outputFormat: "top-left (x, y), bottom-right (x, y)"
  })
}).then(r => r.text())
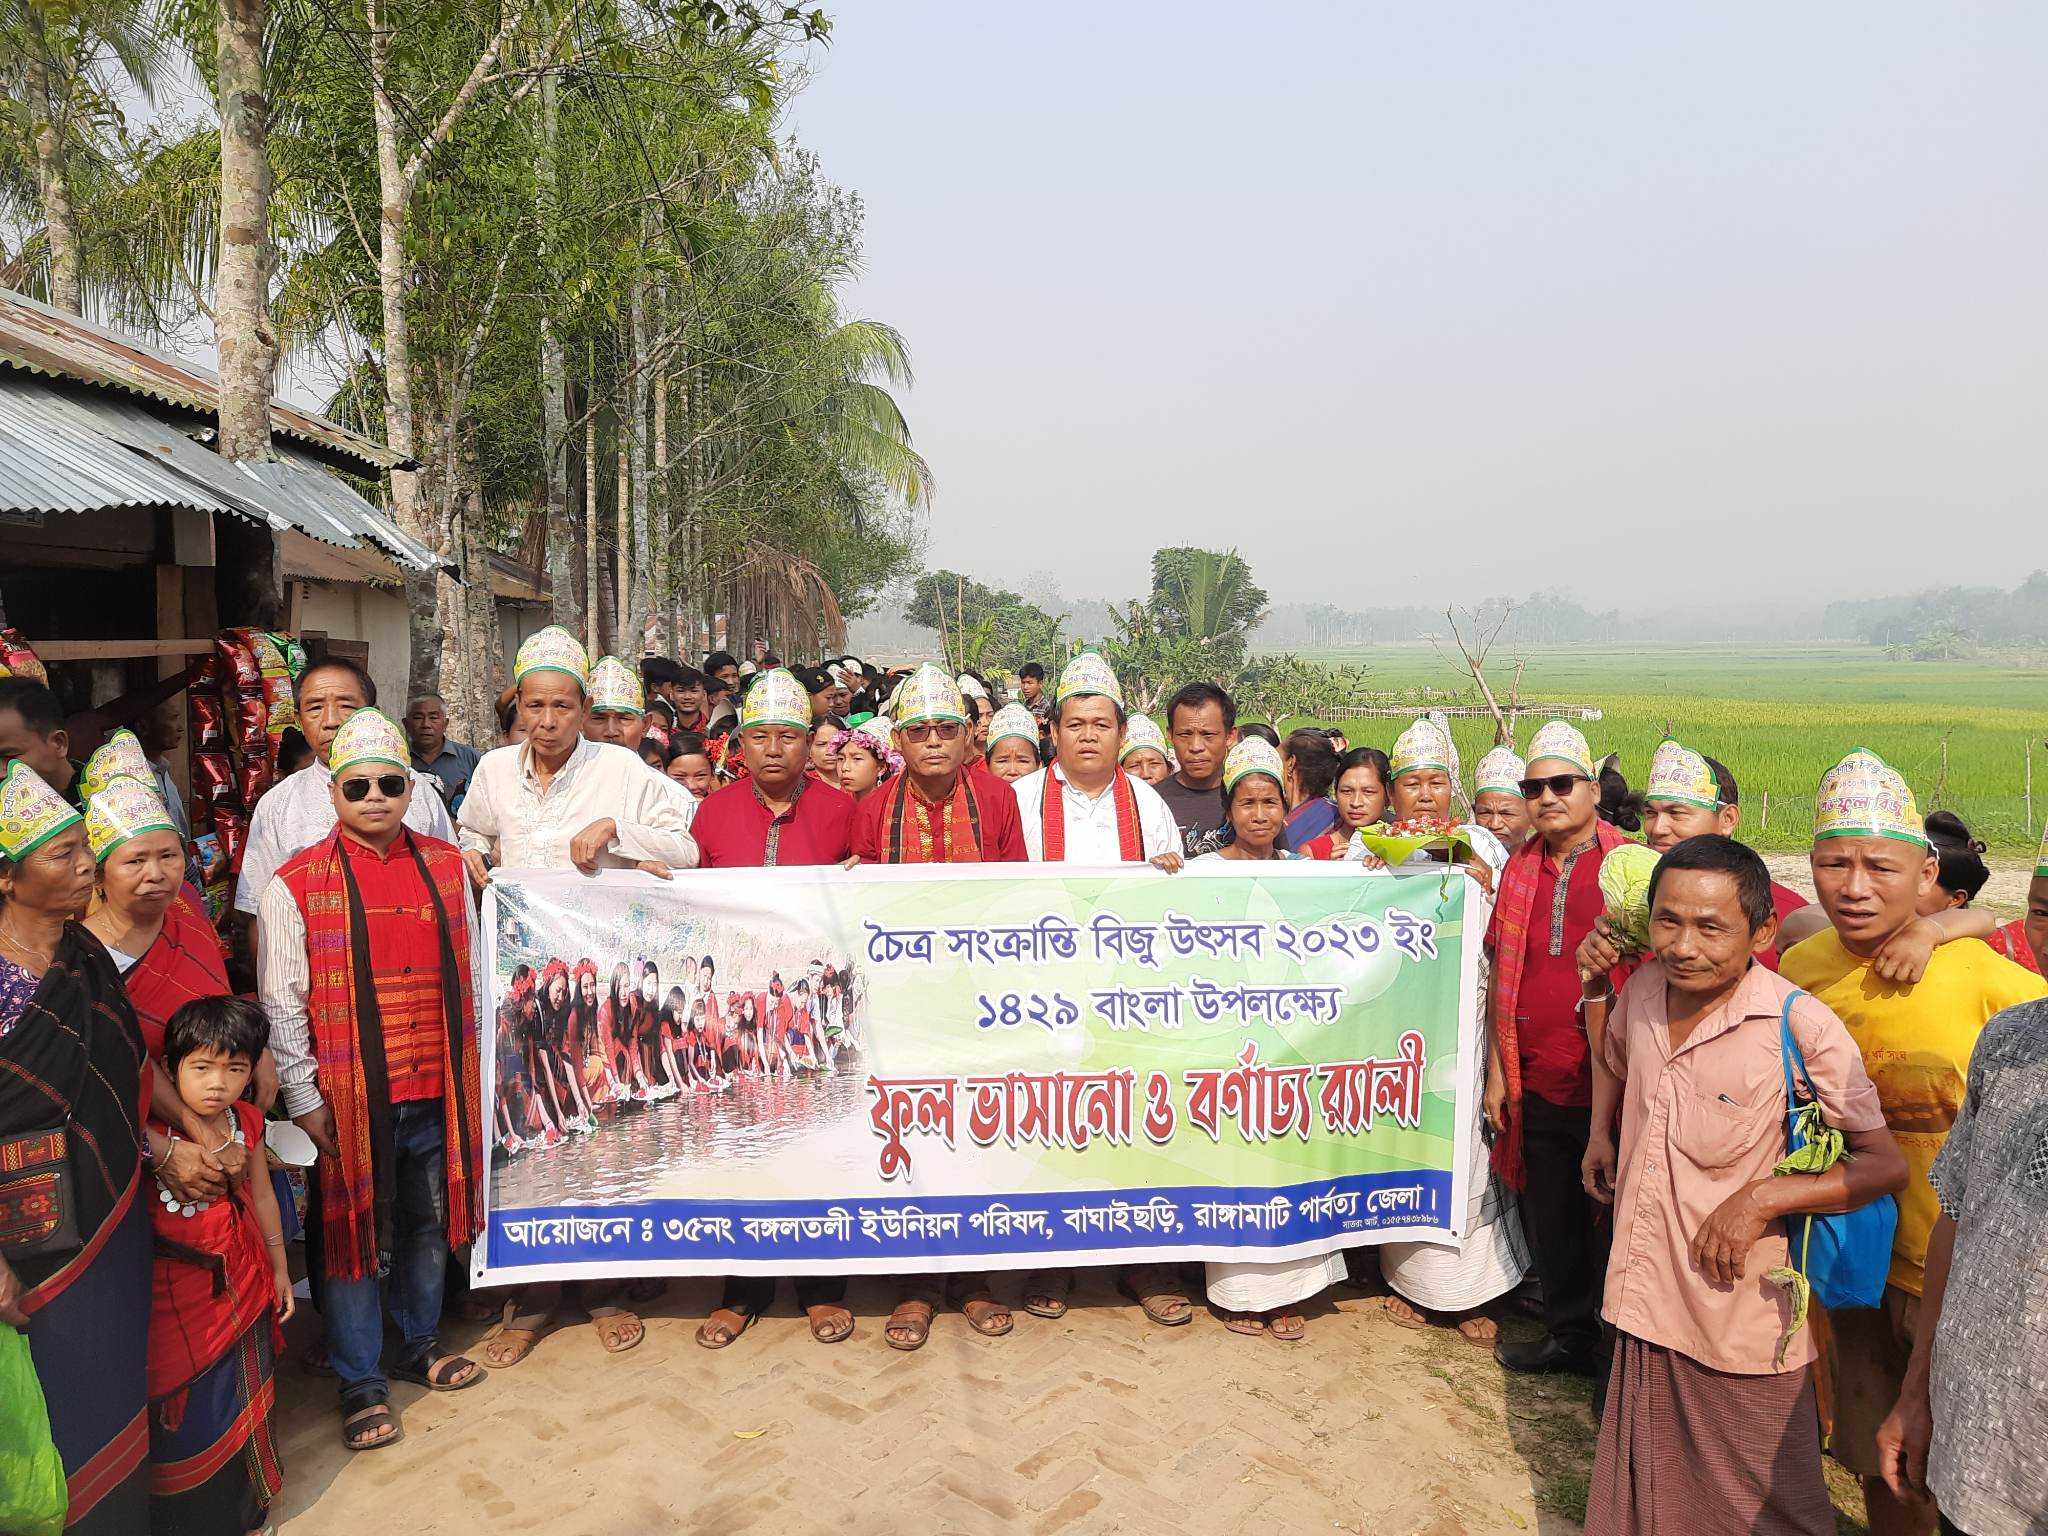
top-left (1597, 844), bottom-right (1661, 952)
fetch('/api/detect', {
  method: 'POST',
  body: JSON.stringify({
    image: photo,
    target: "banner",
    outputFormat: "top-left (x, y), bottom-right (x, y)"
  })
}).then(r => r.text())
top-left (475, 863), bottom-right (1482, 1285)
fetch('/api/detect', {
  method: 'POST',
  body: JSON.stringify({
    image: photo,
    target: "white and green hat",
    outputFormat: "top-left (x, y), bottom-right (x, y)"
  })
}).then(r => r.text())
top-left (895, 663), bottom-right (969, 728)
top-left (514, 624), bottom-right (590, 690)
top-left (85, 775), bottom-right (176, 863)
top-left (329, 707), bottom-right (411, 777)
top-left (1222, 736), bottom-right (1285, 794)
top-left (80, 728), bottom-right (155, 803)
top-left (1118, 714), bottom-right (1172, 765)
top-left (1813, 748), bottom-right (1928, 847)
top-left (0, 761), bottom-right (81, 859)
top-left (1526, 720), bottom-right (1596, 780)
top-left (1390, 716), bottom-right (1454, 781)
top-left (588, 655), bottom-right (645, 717)
top-left (739, 668), bottom-right (812, 732)
top-left (1644, 737), bottom-right (1720, 810)
top-left (1473, 746), bottom-right (1527, 799)
top-left (986, 702), bottom-right (1039, 749)
top-left (1054, 652), bottom-right (1123, 710)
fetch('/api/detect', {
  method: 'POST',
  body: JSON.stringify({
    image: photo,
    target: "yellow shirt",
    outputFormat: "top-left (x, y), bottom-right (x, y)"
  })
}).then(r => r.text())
top-left (1780, 932), bottom-right (2047, 1294)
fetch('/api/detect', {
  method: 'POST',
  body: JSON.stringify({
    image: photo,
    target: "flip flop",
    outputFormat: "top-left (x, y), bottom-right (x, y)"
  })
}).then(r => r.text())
top-left (1224, 1312), bottom-right (1267, 1337)
top-left (341, 1401), bottom-right (402, 1453)
top-left (695, 1307), bottom-right (754, 1350)
top-left (1267, 1311), bottom-right (1306, 1343)
top-left (392, 1352), bottom-right (486, 1391)
top-left (805, 1303), bottom-right (854, 1344)
top-left (589, 1309), bottom-right (644, 1353)
top-left (884, 1298), bottom-right (933, 1352)
top-left (1380, 1295), bottom-right (1431, 1330)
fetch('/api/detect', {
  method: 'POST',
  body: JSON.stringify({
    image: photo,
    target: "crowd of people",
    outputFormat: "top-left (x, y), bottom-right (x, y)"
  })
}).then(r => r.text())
top-left (0, 633), bottom-right (2044, 1536)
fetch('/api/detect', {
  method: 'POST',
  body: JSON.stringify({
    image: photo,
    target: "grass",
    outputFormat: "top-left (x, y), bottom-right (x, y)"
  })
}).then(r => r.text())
top-left (1273, 644), bottom-right (2048, 853)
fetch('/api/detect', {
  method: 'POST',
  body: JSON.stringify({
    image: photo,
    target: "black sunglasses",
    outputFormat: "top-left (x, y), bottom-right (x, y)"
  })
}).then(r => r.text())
top-left (1518, 772), bottom-right (1591, 800)
top-left (339, 773), bottom-right (410, 802)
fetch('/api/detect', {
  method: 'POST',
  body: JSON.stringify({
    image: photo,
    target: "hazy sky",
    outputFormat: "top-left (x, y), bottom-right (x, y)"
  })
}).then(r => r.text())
top-left (788, 3), bottom-right (2048, 610)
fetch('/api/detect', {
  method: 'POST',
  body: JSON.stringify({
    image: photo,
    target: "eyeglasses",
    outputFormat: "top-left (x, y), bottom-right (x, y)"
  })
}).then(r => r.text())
top-left (900, 721), bottom-right (965, 744)
top-left (339, 773), bottom-right (409, 802)
top-left (1518, 773), bottom-right (1591, 801)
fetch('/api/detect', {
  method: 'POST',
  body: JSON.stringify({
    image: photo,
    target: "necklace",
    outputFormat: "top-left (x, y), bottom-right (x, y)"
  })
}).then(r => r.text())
top-left (157, 1116), bottom-right (245, 1218)
top-left (0, 920), bottom-right (56, 972)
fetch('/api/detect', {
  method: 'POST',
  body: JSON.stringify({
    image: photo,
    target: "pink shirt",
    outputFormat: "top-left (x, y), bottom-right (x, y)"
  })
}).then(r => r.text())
top-left (1601, 962), bottom-right (1885, 1375)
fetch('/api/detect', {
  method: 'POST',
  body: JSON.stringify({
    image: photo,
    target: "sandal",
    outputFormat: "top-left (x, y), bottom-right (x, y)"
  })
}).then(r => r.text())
top-left (477, 1310), bottom-right (554, 1368)
top-left (393, 1352), bottom-right (486, 1391)
top-left (341, 1400), bottom-right (402, 1452)
top-left (1020, 1270), bottom-right (1071, 1320)
top-left (884, 1298), bottom-right (933, 1352)
top-left (1224, 1311), bottom-right (1267, 1337)
top-left (805, 1303), bottom-right (854, 1344)
top-left (695, 1307), bottom-right (754, 1350)
top-left (588, 1308), bottom-right (644, 1354)
top-left (1118, 1268), bottom-right (1193, 1327)
top-left (1267, 1310), bottom-right (1306, 1343)
top-left (1381, 1294), bottom-right (1431, 1330)
top-left (956, 1291), bottom-right (1014, 1338)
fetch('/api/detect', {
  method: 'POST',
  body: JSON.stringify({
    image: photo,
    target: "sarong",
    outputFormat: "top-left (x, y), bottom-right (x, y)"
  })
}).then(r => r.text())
top-left (1585, 1332), bottom-right (1834, 1536)
top-left (149, 1316), bottom-right (283, 1536)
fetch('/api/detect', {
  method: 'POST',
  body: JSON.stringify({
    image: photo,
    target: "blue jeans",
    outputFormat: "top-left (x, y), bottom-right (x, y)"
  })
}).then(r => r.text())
top-left (325, 1099), bottom-right (449, 1400)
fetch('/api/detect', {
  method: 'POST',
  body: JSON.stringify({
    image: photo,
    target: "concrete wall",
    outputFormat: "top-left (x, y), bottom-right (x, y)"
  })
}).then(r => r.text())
top-left (296, 581), bottom-right (411, 714)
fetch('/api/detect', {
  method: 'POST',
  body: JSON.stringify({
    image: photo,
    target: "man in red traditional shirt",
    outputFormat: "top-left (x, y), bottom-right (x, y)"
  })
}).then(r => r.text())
top-left (258, 707), bottom-right (486, 1453)
top-left (691, 669), bottom-right (858, 1350)
top-left (849, 664), bottom-right (1024, 1350)
top-left (1484, 720), bottom-right (1626, 1386)
top-left (691, 667), bottom-right (856, 871)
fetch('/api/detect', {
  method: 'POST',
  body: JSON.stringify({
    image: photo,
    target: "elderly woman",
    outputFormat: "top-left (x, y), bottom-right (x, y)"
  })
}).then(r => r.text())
top-left (1349, 718), bottom-right (1528, 1345)
top-left (0, 763), bottom-right (227, 1535)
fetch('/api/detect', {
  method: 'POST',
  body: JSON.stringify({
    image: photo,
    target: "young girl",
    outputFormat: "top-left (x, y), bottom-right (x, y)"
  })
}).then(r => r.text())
top-left (147, 997), bottom-right (291, 1536)
top-left (663, 733), bottom-right (719, 801)
top-left (1299, 747), bottom-right (1393, 860)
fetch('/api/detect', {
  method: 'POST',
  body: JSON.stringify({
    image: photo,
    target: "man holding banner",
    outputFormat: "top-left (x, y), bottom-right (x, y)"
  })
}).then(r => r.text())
top-left (693, 668), bottom-right (861, 1349)
top-left (852, 664), bottom-right (1025, 1349)
top-left (1009, 653), bottom-right (1191, 1328)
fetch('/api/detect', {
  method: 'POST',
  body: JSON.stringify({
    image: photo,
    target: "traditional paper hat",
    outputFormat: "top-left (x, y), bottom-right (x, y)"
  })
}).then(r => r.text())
top-left (956, 673), bottom-right (989, 702)
top-left (80, 727), bottom-right (155, 802)
top-left (328, 707), bottom-right (411, 777)
top-left (1054, 651), bottom-right (1123, 709)
top-left (986, 702), bottom-right (1039, 749)
top-left (1813, 748), bottom-right (1928, 847)
top-left (1526, 720), bottom-right (1595, 780)
top-left (1644, 737), bottom-right (1720, 810)
top-left (0, 761), bottom-right (82, 859)
top-left (739, 667), bottom-right (812, 731)
top-left (513, 624), bottom-right (590, 689)
top-left (895, 663), bottom-right (968, 727)
top-left (1119, 714), bottom-right (1171, 764)
top-left (1222, 736), bottom-right (1285, 794)
top-left (85, 775), bottom-right (176, 863)
top-left (1390, 716), bottom-right (1454, 781)
top-left (588, 655), bottom-right (645, 717)
top-left (1473, 745), bottom-right (1528, 799)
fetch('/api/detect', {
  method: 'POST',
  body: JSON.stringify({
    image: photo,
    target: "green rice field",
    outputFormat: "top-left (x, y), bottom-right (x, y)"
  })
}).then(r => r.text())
top-left (1279, 645), bottom-right (2048, 854)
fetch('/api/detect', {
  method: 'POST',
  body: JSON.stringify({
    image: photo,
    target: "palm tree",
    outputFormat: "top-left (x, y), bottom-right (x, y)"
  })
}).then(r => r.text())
top-left (0, 0), bottom-right (163, 312)
top-left (1148, 547), bottom-right (1270, 649)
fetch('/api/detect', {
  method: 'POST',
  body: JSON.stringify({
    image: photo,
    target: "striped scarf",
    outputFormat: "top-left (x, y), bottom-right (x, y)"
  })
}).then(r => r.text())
top-left (1040, 766), bottom-right (1143, 862)
top-left (1487, 818), bottom-right (1630, 1190)
top-left (278, 829), bottom-right (480, 1280)
top-left (878, 772), bottom-right (985, 864)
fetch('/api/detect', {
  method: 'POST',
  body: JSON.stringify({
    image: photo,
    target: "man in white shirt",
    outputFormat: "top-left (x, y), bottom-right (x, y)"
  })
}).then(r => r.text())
top-left (234, 657), bottom-right (455, 918)
top-left (457, 625), bottom-right (697, 1372)
top-left (1009, 652), bottom-right (1182, 867)
top-left (1008, 653), bottom-right (1188, 1331)
top-left (457, 628), bottom-right (697, 882)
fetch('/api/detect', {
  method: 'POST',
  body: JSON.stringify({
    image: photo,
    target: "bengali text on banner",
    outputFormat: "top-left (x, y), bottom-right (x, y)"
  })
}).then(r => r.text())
top-left (475, 862), bottom-right (1483, 1285)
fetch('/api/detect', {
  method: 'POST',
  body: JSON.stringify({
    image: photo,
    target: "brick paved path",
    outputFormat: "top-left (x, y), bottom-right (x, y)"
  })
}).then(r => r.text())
top-left (270, 1274), bottom-right (1600, 1535)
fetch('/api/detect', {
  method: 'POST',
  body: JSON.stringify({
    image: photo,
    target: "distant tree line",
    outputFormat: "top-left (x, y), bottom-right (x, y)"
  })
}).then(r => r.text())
top-left (1821, 572), bottom-right (2048, 650)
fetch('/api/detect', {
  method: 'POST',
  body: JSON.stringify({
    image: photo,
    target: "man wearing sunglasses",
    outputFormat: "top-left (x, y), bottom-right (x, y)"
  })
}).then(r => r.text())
top-left (1485, 720), bottom-right (1632, 1389)
top-left (258, 706), bottom-right (487, 1453)
top-left (846, 664), bottom-right (1024, 1351)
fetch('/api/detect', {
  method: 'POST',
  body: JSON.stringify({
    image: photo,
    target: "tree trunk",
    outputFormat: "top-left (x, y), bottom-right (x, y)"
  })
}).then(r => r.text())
top-left (537, 70), bottom-right (578, 635)
top-left (614, 421), bottom-right (631, 658)
top-left (628, 267), bottom-right (652, 659)
top-left (584, 403), bottom-right (601, 657)
top-left (652, 366), bottom-right (669, 654)
top-left (367, 0), bottom-right (435, 697)
top-left (215, 0), bottom-right (276, 464)
top-left (22, 22), bottom-right (81, 316)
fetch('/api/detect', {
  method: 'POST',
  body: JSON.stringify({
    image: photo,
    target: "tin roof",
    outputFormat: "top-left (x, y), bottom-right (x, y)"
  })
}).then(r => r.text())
top-left (0, 289), bottom-right (412, 472)
top-left (0, 376), bottom-right (439, 571)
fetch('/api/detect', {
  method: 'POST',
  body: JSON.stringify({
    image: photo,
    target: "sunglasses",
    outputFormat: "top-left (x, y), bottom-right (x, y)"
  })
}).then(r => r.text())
top-left (339, 773), bottom-right (410, 802)
top-left (1518, 773), bottom-right (1591, 800)
top-left (900, 721), bottom-right (965, 744)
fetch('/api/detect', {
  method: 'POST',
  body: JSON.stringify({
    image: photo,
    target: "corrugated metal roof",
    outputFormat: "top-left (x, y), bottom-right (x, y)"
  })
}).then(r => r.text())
top-left (0, 289), bottom-right (412, 472)
top-left (0, 377), bottom-right (440, 572)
